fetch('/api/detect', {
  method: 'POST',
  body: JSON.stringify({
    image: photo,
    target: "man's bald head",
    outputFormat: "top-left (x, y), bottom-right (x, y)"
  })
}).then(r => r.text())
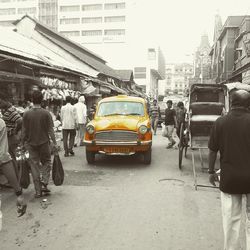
top-left (231, 89), bottom-right (250, 108)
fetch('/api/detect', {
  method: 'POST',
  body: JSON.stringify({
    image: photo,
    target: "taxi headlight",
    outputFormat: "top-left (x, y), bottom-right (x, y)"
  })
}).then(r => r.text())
top-left (139, 125), bottom-right (148, 135)
top-left (86, 125), bottom-right (95, 135)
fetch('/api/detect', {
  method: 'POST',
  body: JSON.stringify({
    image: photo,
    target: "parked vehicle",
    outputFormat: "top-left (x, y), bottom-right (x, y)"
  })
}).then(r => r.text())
top-left (84, 95), bottom-right (152, 164)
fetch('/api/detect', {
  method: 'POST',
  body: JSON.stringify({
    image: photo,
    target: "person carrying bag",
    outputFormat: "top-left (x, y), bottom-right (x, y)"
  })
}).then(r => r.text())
top-left (52, 151), bottom-right (64, 186)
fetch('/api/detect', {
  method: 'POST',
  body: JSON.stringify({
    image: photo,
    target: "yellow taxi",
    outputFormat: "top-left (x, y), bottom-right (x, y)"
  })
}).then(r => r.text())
top-left (84, 95), bottom-right (152, 164)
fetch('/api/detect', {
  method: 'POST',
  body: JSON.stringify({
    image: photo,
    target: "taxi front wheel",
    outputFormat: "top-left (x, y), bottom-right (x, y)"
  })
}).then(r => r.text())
top-left (143, 149), bottom-right (152, 165)
top-left (86, 149), bottom-right (95, 164)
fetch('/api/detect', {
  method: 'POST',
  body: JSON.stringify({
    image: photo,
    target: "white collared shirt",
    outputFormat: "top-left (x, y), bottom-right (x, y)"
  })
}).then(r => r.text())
top-left (74, 102), bottom-right (87, 124)
top-left (61, 103), bottom-right (78, 129)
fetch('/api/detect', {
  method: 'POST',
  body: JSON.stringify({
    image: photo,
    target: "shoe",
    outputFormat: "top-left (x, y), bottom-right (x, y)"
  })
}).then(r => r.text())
top-left (166, 144), bottom-right (173, 149)
top-left (64, 153), bottom-right (69, 157)
top-left (74, 143), bottom-right (77, 147)
top-left (69, 150), bottom-right (75, 156)
top-left (41, 182), bottom-right (51, 193)
top-left (17, 204), bottom-right (27, 217)
top-left (34, 192), bottom-right (43, 198)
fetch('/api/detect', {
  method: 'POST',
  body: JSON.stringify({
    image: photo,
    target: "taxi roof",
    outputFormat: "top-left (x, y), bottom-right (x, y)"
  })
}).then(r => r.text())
top-left (99, 95), bottom-right (145, 104)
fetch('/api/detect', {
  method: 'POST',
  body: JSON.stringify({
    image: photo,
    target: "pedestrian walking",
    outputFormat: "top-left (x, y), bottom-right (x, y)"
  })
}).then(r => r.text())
top-left (149, 99), bottom-right (161, 135)
top-left (208, 89), bottom-right (250, 250)
top-left (0, 98), bottom-right (22, 177)
top-left (175, 101), bottom-right (187, 139)
top-left (164, 100), bottom-right (177, 148)
top-left (88, 103), bottom-right (96, 121)
top-left (0, 117), bottom-right (27, 216)
top-left (74, 95), bottom-right (87, 146)
top-left (22, 90), bottom-right (57, 198)
top-left (61, 96), bottom-right (78, 157)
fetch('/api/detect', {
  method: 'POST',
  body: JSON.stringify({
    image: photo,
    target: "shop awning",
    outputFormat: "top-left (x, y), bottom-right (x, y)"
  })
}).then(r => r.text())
top-left (81, 78), bottom-right (97, 95)
top-left (86, 77), bottom-right (128, 95)
top-left (0, 70), bottom-right (41, 84)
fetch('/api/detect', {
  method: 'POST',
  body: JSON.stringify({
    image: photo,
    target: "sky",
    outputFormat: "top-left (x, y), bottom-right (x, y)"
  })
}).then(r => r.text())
top-left (125, 0), bottom-right (250, 64)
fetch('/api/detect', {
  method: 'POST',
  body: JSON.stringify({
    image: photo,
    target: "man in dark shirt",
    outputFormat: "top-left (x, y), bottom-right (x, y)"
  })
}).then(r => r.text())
top-left (208, 89), bottom-right (250, 250)
top-left (22, 90), bottom-right (57, 198)
top-left (164, 100), bottom-right (177, 148)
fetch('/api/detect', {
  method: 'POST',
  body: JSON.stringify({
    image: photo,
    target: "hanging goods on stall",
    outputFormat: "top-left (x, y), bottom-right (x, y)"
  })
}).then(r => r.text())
top-left (40, 76), bottom-right (81, 101)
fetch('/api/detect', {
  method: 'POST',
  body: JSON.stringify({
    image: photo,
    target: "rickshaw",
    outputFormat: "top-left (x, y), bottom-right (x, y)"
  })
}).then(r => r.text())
top-left (178, 83), bottom-right (227, 189)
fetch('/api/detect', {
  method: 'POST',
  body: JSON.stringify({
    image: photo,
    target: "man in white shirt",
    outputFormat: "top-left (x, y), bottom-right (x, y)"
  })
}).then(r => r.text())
top-left (74, 95), bottom-right (87, 146)
top-left (61, 96), bottom-right (78, 157)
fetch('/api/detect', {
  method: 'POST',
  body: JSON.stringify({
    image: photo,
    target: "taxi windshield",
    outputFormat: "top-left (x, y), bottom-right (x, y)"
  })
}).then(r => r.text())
top-left (97, 101), bottom-right (145, 117)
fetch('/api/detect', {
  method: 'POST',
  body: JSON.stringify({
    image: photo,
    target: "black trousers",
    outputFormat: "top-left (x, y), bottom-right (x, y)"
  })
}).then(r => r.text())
top-left (62, 129), bottom-right (76, 154)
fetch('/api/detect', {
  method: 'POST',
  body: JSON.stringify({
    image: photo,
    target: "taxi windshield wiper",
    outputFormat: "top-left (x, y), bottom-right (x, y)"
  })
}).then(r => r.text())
top-left (125, 113), bottom-right (142, 116)
top-left (103, 113), bottom-right (124, 116)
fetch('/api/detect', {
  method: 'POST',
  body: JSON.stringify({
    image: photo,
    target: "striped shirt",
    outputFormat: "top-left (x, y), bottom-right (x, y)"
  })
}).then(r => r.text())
top-left (150, 104), bottom-right (160, 119)
top-left (2, 106), bottom-right (22, 136)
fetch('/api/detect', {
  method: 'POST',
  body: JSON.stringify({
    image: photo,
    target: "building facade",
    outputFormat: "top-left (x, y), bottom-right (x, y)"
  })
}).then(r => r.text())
top-left (209, 16), bottom-right (248, 84)
top-left (232, 17), bottom-right (250, 84)
top-left (0, 0), bottom-right (57, 30)
top-left (57, 0), bottom-right (127, 45)
top-left (164, 63), bottom-right (193, 95)
top-left (0, 0), bottom-right (38, 27)
top-left (192, 33), bottom-right (212, 84)
top-left (38, 0), bottom-right (58, 31)
top-left (133, 47), bottom-right (165, 98)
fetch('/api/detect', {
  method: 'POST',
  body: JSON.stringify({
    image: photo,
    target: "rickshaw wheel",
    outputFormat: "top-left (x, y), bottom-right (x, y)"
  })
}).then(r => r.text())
top-left (178, 123), bottom-right (185, 170)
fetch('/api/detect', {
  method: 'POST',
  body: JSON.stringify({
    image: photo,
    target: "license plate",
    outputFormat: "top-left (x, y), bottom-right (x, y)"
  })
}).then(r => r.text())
top-left (104, 147), bottom-right (130, 153)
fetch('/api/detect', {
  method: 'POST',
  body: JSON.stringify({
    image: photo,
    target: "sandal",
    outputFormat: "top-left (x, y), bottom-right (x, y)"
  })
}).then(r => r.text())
top-left (41, 182), bottom-right (51, 193)
top-left (17, 204), bottom-right (27, 217)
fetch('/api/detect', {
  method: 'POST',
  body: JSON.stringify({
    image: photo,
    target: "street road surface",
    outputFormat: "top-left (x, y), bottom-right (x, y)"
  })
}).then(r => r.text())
top-left (0, 131), bottom-right (247, 250)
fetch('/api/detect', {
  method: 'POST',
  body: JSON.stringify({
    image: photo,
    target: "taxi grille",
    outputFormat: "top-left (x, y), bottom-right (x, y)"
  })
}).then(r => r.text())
top-left (95, 130), bottom-right (138, 141)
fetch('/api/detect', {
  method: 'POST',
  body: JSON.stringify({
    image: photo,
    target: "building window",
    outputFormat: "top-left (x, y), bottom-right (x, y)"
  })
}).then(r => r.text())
top-left (82, 30), bottom-right (102, 36)
top-left (134, 67), bottom-right (146, 79)
top-left (82, 17), bottom-right (102, 23)
top-left (0, 8), bottom-right (15, 15)
top-left (104, 16), bottom-right (125, 22)
top-left (104, 29), bottom-right (125, 36)
top-left (60, 18), bottom-right (80, 25)
top-left (60, 31), bottom-right (80, 37)
top-left (18, 7), bottom-right (36, 15)
top-left (82, 4), bottom-right (102, 11)
top-left (104, 2), bottom-right (125, 10)
top-left (60, 5), bottom-right (80, 12)
top-left (0, 20), bottom-right (12, 26)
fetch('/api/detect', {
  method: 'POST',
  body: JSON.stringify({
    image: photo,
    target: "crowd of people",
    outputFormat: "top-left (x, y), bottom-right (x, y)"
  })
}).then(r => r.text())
top-left (0, 90), bottom-right (92, 217)
top-left (149, 98), bottom-right (186, 148)
top-left (2, 89), bottom-right (250, 249)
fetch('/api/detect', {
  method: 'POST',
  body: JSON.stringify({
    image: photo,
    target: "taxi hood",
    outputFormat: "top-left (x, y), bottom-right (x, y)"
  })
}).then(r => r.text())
top-left (93, 116), bottom-right (148, 131)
